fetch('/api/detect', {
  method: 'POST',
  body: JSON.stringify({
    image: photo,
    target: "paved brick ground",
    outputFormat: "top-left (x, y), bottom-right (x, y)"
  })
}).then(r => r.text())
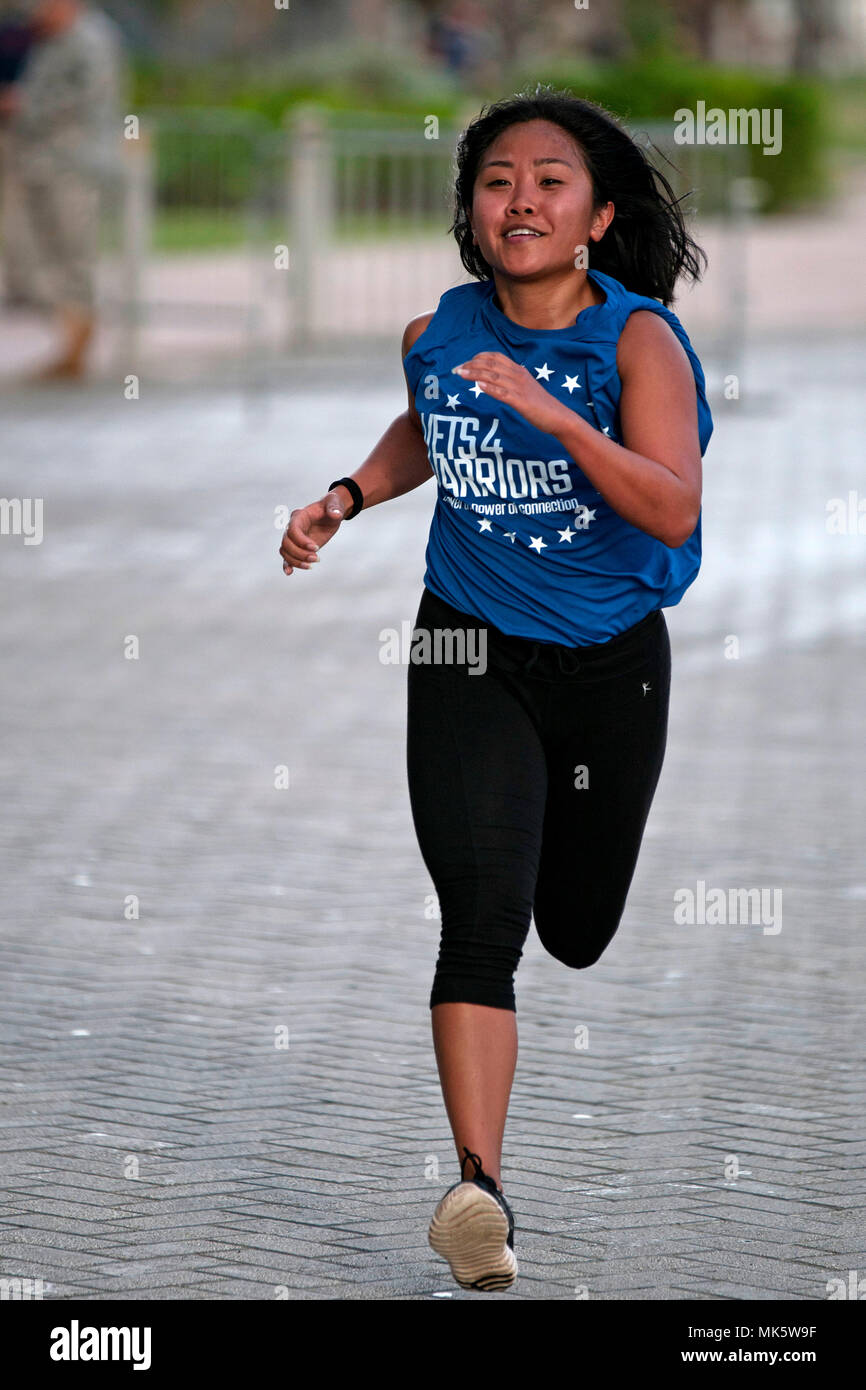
top-left (0, 329), bottom-right (864, 1300)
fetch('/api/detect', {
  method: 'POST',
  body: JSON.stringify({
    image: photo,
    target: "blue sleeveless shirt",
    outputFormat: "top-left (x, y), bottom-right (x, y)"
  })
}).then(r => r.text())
top-left (403, 267), bottom-right (713, 646)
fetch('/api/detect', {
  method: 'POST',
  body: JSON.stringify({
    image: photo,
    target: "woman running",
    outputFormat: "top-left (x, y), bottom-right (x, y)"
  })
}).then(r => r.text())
top-left (279, 86), bottom-right (713, 1294)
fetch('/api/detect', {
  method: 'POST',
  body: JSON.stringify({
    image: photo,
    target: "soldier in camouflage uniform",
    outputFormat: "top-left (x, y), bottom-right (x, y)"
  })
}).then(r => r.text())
top-left (0, 6), bottom-right (39, 305)
top-left (1, 1), bottom-right (126, 378)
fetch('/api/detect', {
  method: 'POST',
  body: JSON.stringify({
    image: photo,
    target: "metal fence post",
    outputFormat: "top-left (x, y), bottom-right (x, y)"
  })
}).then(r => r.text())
top-left (285, 105), bottom-right (334, 350)
top-left (120, 121), bottom-right (154, 371)
top-left (726, 175), bottom-right (769, 389)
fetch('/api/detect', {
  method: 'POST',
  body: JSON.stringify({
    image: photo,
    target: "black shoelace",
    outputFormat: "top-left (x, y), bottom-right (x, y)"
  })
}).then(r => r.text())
top-left (460, 1145), bottom-right (503, 1193)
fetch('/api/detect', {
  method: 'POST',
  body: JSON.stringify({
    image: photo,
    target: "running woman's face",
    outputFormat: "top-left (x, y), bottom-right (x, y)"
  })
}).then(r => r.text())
top-left (467, 119), bottom-right (614, 280)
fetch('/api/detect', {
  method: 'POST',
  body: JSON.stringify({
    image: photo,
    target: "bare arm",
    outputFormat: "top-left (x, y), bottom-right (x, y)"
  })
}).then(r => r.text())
top-left (327, 314), bottom-right (435, 516)
top-left (450, 310), bottom-right (703, 548)
top-left (549, 310), bottom-right (702, 547)
top-left (280, 313), bottom-right (435, 573)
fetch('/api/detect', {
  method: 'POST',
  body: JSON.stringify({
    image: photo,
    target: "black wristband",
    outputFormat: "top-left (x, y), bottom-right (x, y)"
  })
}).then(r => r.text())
top-left (328, 477), bottom-right (363, 520)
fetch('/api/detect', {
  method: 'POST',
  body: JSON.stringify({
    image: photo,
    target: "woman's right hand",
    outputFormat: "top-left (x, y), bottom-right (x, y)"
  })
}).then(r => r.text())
top-left (279, 488), bottom-right (353, 574)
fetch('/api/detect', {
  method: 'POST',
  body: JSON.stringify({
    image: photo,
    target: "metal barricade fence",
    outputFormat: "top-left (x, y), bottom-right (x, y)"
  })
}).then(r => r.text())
top-left (106, 106), bottom-right (753, 372)
top-left (100, 107), bottom-right (280, 371)
top-left (286, 109), bottom-right (752, 364)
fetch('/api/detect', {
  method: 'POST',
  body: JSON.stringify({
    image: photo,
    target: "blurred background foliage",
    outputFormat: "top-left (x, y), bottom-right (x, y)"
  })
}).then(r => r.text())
top-left (102, 0), bottom-right (864, 243)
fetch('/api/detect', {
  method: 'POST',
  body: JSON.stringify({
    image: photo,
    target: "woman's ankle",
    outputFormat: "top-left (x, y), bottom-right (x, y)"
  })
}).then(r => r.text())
top-left (467, 1167), bottom-right (502, 1193)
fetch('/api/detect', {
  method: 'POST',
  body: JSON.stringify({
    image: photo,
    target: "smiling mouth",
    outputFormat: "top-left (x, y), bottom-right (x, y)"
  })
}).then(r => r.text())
top-left (503, 230), bottom-right (544, 240)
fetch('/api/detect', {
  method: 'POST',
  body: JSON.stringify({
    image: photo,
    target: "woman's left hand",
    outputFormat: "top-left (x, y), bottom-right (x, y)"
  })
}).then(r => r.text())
top-left (452, 353), bottom-right (567, 436)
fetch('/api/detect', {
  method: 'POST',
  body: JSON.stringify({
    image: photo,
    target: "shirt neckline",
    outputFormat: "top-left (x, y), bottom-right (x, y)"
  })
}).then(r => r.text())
top-left (479, 267), bottom-right (615, 341)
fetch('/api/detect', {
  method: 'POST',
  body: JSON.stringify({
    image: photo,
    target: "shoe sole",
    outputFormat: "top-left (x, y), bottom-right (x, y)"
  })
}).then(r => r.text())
top-left (428, 1182), bottom-right (517, 1291)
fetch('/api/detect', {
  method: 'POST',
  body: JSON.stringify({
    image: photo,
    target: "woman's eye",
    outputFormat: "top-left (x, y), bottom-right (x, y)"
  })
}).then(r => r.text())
top-left (486, 177), bottom-right (562, 186)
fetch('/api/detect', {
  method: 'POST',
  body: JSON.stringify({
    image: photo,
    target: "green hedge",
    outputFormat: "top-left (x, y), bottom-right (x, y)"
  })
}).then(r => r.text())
top-left (131, 52), bottom-right (465, 124)
top-left (514, 58), bottom-right (828, 213)
top-left (131, 53), bottom-right (832, 216)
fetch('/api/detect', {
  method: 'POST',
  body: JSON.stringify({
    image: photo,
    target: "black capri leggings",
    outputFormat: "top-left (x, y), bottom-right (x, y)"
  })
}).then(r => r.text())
top-left (406, 584), bottom-right (672, 1012)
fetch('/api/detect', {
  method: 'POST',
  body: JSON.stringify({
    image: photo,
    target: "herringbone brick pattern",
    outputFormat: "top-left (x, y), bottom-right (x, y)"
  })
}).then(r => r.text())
top-left (1, 335), bottom-right (863, 1299)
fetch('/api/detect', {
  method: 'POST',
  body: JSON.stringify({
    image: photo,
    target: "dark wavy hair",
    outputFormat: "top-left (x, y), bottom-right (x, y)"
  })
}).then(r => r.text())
top-left (450, 84), bottom-right (707, 306)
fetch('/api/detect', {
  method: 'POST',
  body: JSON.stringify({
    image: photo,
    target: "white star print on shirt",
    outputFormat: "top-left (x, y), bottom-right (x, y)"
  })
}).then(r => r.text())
top-left (562, 375), bottom-right (581, 393)
top-left (470, 382), bottom-right (484, 397)
top-left (534, 363), bottom-right (553, 381)
top-left (465, 512), bottom-right (599, 550)
top-left (445, 393), bottom-right (460, 409)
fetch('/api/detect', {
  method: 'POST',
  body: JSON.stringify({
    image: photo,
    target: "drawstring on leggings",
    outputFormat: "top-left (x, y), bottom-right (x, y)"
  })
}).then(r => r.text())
top-left (517, 642), bottom-right (581, 676)
top-left (519, 643), bottom-right (541, 676)
top-left (555, 647), bottom-right (582, 675)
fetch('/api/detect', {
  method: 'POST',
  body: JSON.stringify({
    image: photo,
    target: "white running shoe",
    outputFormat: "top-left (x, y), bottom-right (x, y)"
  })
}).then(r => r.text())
top-left (428, 1146), bottom-right (517, 1291)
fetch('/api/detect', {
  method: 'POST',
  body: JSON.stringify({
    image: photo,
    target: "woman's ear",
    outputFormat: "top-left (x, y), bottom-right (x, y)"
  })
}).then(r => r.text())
top-left (590, 201), bottom-right (615, 243)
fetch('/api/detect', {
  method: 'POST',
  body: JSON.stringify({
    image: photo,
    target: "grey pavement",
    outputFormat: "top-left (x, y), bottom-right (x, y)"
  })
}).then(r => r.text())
top-left (0, 331), bottom-right (864, 1300)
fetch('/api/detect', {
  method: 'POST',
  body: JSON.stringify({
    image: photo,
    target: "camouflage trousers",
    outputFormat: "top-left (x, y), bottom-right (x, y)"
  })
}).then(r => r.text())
top-left (1, 139), bottom-right (100, 312)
